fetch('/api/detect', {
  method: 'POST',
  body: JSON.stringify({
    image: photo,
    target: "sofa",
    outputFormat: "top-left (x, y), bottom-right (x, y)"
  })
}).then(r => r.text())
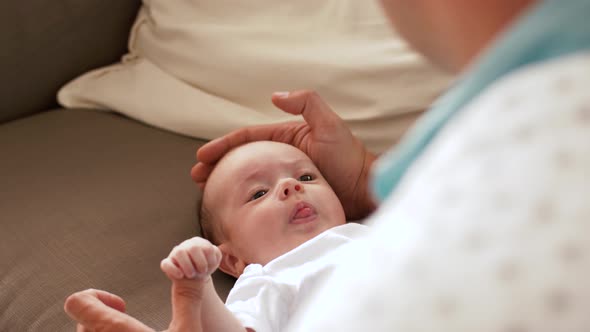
top-left (1, 1), bottom-right (236, 330)
top-left (1, 1), bottom-right (451, 331)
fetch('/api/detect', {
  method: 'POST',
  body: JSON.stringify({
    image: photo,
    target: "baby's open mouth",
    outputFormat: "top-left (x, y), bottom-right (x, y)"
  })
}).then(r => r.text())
top-left (290, 202), bottom-right (317, 224)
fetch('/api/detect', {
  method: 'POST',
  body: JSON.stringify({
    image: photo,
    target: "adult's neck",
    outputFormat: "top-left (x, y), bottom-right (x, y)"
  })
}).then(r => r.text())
top-left (444, 0), bottom-right (537, 73)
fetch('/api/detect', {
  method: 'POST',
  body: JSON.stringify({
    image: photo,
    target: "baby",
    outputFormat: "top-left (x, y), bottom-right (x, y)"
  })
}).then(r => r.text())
top-left (160, 141), bottom-right (368, 332)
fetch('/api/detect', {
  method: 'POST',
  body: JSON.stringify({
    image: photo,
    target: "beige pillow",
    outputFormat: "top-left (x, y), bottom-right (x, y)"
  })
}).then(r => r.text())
top-left (58, 0), bottom-right (450, 153)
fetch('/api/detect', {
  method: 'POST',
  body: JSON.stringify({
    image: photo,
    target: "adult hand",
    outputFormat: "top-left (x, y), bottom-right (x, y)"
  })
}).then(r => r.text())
top-left (64, 289), bottom-right (153, 332)
top-left (191, 90), bottom-right (377, 220)
top-left (64, 278), bottom-right (206, 332)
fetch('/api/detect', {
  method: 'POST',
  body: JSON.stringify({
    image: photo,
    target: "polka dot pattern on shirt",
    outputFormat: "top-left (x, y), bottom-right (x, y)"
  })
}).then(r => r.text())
top-left (288, 52), bottom-right (590, 332)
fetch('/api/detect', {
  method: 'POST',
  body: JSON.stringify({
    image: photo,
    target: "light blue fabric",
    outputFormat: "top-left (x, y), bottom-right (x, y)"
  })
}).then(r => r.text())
top-left (371, 0), bottom-right (590, 201)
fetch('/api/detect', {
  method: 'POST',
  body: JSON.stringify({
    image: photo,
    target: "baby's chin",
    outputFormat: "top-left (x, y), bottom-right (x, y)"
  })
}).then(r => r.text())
top-left (295, 221), bottom-right (339, 245)
top-left (261, 236), bottom-right (318, 264)
top-left (256, 221), bottom-right (345, 265)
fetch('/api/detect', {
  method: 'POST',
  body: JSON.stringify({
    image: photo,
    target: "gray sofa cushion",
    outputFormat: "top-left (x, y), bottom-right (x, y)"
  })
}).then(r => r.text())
top-left (0, 0), bottom-right (140, 123)
top-left (0, 109), bottom-right (235, 331)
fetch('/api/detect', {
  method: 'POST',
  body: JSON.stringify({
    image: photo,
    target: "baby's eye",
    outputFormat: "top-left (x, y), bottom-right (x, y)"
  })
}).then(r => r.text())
top-left (250, 190), bottom-right (268, 201)
top-left (299, 174), bottom-right (313, 182)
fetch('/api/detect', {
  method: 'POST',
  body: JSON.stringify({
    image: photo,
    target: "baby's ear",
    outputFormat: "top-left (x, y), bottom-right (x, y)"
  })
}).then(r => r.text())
top-left (217, 243), bottom-right (247, 278)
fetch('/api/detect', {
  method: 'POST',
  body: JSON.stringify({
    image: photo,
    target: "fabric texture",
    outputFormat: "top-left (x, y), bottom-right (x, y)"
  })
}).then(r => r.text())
top-left (371, 0), bottom-right (590, 199)
top-left (287, 21), bottom-right (590, 332)
top-left (226, 223), bottom-right (368, 332)
top-left (0, 0), bottom-right (140, 123)
top-left (0, 109), bottom-right (235, 331)
top-left (56, 0), bottom-right (450, 153)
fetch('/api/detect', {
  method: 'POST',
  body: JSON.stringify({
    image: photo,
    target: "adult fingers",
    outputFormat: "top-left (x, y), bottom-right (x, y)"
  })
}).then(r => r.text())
top-left (190, 162), bottom-right (215, 186)
top-left (65, 289), bottom-right (126, 315)
top-left (195, 122), bottom-right (297, 165)
top-left (271, 90), bottom-right (343, 132)
top-left (195, 90), bottom-right (339, 167)
top-left (64, 289), bottom-right (153, 332)
top-left (74, 291), bottom-right (126, 332)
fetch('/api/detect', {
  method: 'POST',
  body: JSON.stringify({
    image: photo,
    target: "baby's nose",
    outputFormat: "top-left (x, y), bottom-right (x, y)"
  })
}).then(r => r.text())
top-left (280, 179), bottom-right (303, 199)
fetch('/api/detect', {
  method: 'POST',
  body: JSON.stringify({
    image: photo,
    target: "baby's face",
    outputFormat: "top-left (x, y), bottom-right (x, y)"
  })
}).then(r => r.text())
top-left (206, 141), bottom-right (346, 267)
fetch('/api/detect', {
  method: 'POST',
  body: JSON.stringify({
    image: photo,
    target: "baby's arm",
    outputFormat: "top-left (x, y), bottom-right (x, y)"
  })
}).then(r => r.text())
top-left (161, 237), bottom-right (252, 332)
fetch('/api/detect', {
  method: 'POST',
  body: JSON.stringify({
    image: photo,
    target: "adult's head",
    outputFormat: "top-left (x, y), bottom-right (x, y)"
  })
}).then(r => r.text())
top-left (200, 141), bottom-right (346, 278)
top-left (379, 0), bottom-right (537, 72)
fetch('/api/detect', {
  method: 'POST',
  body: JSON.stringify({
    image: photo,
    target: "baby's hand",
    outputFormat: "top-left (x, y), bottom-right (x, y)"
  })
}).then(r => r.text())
top-left (160, 237), bottom-right (222, 281)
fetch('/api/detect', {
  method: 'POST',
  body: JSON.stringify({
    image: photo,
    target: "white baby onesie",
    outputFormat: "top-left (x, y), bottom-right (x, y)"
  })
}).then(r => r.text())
top-left (225, 223), bottom-right (369, 332)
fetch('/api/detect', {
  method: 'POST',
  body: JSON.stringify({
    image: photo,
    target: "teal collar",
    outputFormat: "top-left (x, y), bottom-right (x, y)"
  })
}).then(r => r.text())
top-left (372, 0), bottom-right (590, 201)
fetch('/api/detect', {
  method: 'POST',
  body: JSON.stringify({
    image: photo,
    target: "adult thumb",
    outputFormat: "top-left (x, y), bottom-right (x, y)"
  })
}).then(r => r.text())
top-left (64, 289), bottom-right (151, 332)
top-left (271, 90), bottom-right (342, 130)
top-left (168, 279), bottom-right (206, 332)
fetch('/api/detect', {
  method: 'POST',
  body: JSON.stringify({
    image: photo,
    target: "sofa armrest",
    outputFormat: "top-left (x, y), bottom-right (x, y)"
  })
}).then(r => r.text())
top-left (0, 0), bottom-right (141, 123)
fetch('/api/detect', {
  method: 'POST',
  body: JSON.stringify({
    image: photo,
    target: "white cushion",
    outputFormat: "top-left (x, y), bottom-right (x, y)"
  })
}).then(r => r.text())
top-left (58, 0), bottom-right (450, 153)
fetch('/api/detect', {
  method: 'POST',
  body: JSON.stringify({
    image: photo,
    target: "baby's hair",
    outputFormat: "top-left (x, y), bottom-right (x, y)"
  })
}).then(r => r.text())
top-left (196, 146), bottom-right (242, 246)
top-left (197, 191), bottom-right (223, 245)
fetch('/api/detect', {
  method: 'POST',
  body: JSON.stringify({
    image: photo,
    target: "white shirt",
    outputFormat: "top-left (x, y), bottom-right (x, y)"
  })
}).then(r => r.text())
top-left (225, 223), bottom-right (369, 332)
top-left (288, 52), bottom-right (590, 331)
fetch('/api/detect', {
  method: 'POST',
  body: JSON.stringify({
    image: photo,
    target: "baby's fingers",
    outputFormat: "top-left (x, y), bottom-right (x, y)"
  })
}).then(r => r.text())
top-left (188, 246), bottom-right (213, 279)
top-left (160, 258), bottom-right (183, 280)
top-left (172, 249), bottom-right (197, 278)
top-left (207, 246), bottom-right (222, 271)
